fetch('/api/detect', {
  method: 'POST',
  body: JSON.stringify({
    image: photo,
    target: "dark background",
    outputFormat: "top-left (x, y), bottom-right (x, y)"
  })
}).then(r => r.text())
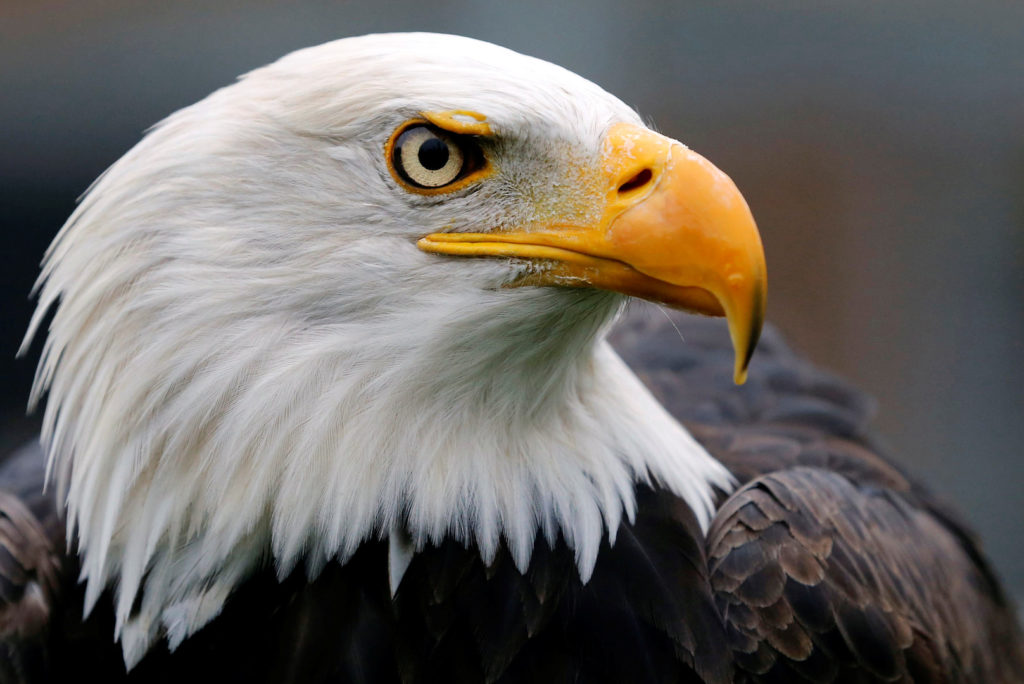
top-left (2, 1), bottom-right (1022, 604)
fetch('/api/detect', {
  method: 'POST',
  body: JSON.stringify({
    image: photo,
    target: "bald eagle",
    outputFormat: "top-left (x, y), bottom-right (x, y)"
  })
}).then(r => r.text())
top-left (1, 33), bottom-right (1021, 683)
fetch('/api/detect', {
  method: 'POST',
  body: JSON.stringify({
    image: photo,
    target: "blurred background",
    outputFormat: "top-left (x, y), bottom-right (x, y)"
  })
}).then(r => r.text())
top-left (1, 1), bottom-right (1022, 602)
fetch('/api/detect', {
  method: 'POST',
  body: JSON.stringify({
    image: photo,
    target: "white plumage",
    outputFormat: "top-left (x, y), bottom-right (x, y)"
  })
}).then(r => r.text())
top-left (23, 33), bottom-right (733, 666)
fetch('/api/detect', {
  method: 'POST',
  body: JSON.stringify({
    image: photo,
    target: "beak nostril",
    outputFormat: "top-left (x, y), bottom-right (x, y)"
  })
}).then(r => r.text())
top-left (618, 168), bottom-right (653, 195)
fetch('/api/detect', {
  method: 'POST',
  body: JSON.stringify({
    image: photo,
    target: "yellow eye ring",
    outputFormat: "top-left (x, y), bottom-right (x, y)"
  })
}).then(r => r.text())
top-left (385, 119), bottom-right (490, 195)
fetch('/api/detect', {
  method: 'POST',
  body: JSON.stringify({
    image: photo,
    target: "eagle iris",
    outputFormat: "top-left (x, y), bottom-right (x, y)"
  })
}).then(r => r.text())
top-left (391, 124), bottom-right (470, 190)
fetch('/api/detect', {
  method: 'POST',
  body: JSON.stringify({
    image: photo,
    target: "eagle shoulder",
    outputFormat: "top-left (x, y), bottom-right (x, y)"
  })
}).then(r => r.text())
top-left (707, 462), bottom-right (1023, 682)
top-left (0, 441), bottom-right (62, 684)
top-left (614, 309), bottom-right (1024, 682)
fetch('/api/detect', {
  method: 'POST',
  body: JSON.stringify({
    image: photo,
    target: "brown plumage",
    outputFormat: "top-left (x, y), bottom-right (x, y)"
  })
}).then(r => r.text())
top-left (0, 310), bottom-right (1021, 682)
top-left (616, 311), bottom-right (1024, 683)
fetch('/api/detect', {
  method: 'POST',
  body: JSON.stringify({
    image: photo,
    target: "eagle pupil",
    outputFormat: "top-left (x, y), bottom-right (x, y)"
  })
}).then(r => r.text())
top-left (418, 138), bottom-right (450, 171)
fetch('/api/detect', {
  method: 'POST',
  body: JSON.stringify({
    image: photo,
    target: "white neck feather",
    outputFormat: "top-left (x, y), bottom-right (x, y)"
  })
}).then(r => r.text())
top-left (34, 277), bottom-right (732, 666)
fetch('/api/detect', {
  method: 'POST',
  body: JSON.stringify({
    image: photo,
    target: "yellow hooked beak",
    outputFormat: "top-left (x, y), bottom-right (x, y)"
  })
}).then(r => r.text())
top-left (418, 122), bottom-right (766, 384)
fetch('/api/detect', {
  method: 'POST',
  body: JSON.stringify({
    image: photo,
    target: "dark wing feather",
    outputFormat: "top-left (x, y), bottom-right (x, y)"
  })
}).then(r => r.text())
top-left (0, 441), bottom-right (62, 684)
top-left (613, 308), bottom-right (1024, 683)
top-left (707, 466), bottom-right (1018, 682)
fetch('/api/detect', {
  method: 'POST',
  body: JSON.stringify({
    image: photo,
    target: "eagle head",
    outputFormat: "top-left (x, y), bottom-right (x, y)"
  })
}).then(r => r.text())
top-left (23, 33), bottom-right (765, 665)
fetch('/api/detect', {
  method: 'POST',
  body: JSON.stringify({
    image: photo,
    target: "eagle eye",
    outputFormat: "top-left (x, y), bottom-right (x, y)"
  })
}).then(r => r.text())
top-left (388, 123), bottom-right (485, 192)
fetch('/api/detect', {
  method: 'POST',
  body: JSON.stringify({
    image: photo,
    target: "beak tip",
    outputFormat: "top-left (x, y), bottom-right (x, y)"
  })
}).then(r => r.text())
top-left (729, 295), bottom-right (763, 387)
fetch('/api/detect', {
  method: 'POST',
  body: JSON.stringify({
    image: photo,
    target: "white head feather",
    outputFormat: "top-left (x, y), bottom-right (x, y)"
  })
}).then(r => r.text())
top-left (23, 33), bottom-right (733, 666)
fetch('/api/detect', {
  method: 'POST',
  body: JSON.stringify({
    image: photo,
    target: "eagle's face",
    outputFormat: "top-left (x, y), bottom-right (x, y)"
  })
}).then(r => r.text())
top-left (110, 33), bottom-right (761, 381)
top-left (26, 33), bottom-right (764, 665)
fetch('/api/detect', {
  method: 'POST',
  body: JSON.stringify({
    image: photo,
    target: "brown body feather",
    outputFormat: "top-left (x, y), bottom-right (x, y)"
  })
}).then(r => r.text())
top-left (0, 311), bottom-right (1020, 682)
top-left (616, 311), bottom-right (1024, 682)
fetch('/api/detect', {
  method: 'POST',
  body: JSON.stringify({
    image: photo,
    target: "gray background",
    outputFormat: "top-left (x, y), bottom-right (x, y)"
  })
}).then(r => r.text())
top-left (2, 1), bottom-right (1022, 604)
